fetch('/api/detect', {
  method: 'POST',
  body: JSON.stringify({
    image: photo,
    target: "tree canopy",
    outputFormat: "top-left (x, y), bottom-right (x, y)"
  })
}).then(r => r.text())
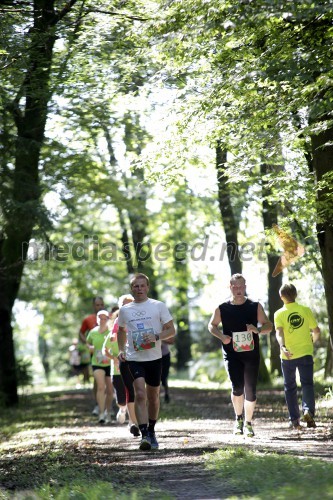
top-left (1, 0), bottom-right (332, 405)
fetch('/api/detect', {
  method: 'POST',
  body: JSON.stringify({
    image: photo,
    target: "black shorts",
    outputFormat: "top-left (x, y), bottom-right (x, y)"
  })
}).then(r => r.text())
top-left (92, 365), bottom-right (111, 377)
top-left (128, 358), bottom-right (162, 387)
top-left (161, 352), bottom-right (171, 386)
top-left (112, 374), bottom-right (126, 406)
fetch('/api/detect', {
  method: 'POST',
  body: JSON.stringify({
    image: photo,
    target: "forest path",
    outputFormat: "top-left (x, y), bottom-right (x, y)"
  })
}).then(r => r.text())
top-left (1, 386), bottom-right (332, 499)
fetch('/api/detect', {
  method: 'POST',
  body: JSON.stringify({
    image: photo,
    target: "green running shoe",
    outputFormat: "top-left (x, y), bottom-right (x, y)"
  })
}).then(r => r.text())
top-left (244, 422), bottom-right (254, 437)
top-left (234, 418), bottom-right (244, 435)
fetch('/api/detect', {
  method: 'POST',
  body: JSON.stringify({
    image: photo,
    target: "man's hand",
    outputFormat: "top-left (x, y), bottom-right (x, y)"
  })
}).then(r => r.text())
top-left (222, 334), bottom-right (232, 345)
top-left (246, 324), bottom-right (260, 334)
top-left (143, 332), bottom-right (157, 344)
top-left (118, 351), bottom-right (126, 361)
top-left (281, 345), bottom-right (293, 359)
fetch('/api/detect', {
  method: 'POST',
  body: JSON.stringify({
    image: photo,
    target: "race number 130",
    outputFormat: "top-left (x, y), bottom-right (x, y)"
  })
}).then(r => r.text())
top-left (232, 331), bottom-right (254, 352)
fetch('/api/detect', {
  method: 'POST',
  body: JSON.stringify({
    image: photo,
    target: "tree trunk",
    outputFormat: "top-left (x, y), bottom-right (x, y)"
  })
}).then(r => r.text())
top-left (0, 1), bottom-right (67, 406)
top-left (324, 337), bottom-right (333, 378)
top-left (216, 143), bottom-right (242, 275)
top-left (123, 115), bottom-right (158, 298)
top-left (173, 202), bottom-right (191, 370)
top-left (266, 255), bottom-right (283, 375)
top-left (261, 163), bottom-right (282, 376)
top-left (174, 274), bottom-right (191, 371)
top-left (311, 121), bottom-right (333, 351)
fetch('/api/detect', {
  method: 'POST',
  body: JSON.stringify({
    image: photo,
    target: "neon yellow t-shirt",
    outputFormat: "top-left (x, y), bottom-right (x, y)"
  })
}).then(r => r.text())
top-left (274, 302), bottom-right (317, 360)
top-left (86, 328), bottom-right (111, 367)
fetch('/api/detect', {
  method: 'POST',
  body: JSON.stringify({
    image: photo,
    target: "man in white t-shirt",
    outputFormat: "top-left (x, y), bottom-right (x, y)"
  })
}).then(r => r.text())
top-left (118, 273), bottom-right (175, 451)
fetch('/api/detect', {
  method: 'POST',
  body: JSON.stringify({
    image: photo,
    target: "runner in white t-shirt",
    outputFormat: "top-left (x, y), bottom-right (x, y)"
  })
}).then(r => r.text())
top-left (118, 273), bottom-right (175, 451)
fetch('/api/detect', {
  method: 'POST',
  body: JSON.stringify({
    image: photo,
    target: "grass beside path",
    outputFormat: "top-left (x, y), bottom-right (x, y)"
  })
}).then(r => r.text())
top-left (205, 446), bottom-right (333, 500)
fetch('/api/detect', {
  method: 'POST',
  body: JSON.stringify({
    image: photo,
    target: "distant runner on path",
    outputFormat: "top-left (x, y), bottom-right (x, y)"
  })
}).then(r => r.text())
top-left (208, 273), bottom-right (272, 438)
top-left (79, 296), bottom-right (105, 416)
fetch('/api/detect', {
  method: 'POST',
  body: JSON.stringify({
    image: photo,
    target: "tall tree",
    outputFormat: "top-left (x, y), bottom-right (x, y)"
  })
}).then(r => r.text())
top-left (0, 0), bottom-right (75, 405)
top-left (0, 0), bottom-right (149, 405)
top-left (261, 163), bottom-right (283, 375)
top-left (216, 142), bottom-right (243, 275)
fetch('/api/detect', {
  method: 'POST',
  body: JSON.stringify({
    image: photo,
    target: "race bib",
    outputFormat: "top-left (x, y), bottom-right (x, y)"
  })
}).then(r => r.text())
top-left (132, 328), bottom-right (156, 351)
top-left (232, 331), bottom-right (254, 352)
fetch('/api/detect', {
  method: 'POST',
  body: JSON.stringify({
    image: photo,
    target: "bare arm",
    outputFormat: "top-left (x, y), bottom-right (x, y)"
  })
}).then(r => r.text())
top-left (79, 330), bottom-right (88, 343)
top-left (276, 326), bottom-right (293, 359)
top-left (255, 303), bottom-right (273, 334)
top-left (208, 307), bottom-right (232, 345)
top-left (160, 320), bottom-right (176, 341)
top-left (312, 326), bottom-right (320, 343)
top-left (142, 319), bottom-right (176, 344)
top-left (117, 326), bottom-right (127, 355)
top-left (102, 334), bottom-right (116, 360)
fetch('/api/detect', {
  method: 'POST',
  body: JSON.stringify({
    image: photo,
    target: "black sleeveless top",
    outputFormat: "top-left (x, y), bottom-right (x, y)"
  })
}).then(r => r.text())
top-left (219, 299), bottom-right (259, 356)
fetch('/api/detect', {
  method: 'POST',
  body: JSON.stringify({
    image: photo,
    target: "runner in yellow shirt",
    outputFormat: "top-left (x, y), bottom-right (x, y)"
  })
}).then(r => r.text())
top-left (274, 284), bottom-right (320, 430)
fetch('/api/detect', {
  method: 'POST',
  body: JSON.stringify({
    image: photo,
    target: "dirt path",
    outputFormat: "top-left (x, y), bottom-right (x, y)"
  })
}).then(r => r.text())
top-left (1, 386), bottom-right (332, 499)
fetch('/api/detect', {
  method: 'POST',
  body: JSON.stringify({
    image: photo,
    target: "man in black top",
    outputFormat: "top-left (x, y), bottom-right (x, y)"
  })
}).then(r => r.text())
top-left (208, 273), bottom-right (272, 437)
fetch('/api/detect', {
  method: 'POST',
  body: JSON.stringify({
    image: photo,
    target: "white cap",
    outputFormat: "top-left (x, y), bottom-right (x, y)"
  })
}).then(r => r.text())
top-left (97, 310), bottom-right (110, 318)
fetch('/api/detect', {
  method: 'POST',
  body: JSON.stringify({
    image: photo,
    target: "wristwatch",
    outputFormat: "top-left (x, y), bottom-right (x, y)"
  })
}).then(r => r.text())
top-left (155, 334), bottom-right (160, 341)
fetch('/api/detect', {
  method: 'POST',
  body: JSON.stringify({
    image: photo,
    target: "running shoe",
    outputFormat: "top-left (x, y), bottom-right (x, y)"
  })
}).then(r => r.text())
top-left (92, 404), bottom-right (99, 416)
top-left (98, 413), bottom-right (105, 424)
top-left (139, 435), bottom-right (151, 451)
top-left (233, 418), bottom-right (244, 435)
top-left (289, 420), bottom-right (302, 431)
top-left (244, 422), bottom-right (255, 437)
top-left (148, 431), bottom-right (159, 450)
top-left (129, 424), bottom-right (140, 437)
top-left (116, 408), bottom-right (127, 424)
top-left (302, 410), bottom-right (316, 428)
top-left (104, 412), bottom-right (112, 424)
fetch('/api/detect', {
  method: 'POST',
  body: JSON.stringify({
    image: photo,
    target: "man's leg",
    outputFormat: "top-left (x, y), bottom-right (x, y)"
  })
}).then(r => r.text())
top-left (231, 393), bottom-right (245, 417)
top-left (281, 358), bottom-right (299, 423)
top-left (94, 370), bottom-right (107, 422)
top-left (104, 376), bottom-right (114, 417)
top-left (146, 384), bottom-right (160, 449)
top-left (133, 377), bottom-right (152, 450)
top-left (298, 355), bottom-right (315, 420)
top-left (146, 383), bottom-right (160, 421)
top-left (244, 399), bottom-right (256, 422)
top-left (161, 353), bottom-right (171, 402)
top-left (225, 357), bottom-right (245, 434)
top-left (133, 377), bottom-right (148, 425)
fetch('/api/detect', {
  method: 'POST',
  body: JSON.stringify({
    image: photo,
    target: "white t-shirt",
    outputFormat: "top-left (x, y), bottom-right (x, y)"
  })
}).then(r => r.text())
top-left (118, 298), bottom-right (173, 361)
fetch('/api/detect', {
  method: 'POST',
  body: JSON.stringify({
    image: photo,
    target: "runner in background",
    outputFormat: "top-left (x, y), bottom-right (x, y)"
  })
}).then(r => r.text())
top-left (161, 337), bottom-right (174, 403)
top-left (77, 339), bottom-right (91, 384)
top-left (68, 339), bottom-right (81, 379)
top-left (68, 338), bottom-right (91, 385)
top-left (208, 273), bottom-right (272, 438)
top-left (106, 294), bottom-right (140, 437)
top-left (86, 310), bottom-right (113, 424)
top-left (79, 296), bottom-right (105, 415)
top-left (102, 297), bottom-right (135, 429)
